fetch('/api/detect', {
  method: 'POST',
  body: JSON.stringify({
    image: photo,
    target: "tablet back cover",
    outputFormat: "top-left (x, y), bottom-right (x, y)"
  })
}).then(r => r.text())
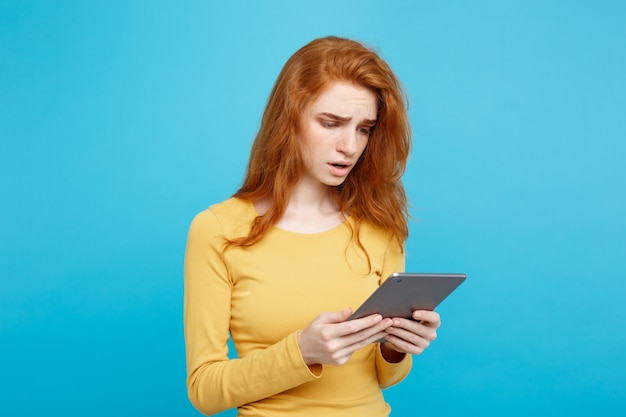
top-left (351, 272), bottom-right (466, 320)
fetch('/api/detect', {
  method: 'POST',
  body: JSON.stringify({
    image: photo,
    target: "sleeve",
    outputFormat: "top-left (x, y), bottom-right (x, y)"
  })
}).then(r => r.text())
top-left (374, 234), bottom-right (413, 388)
top-left (183, 210), bottom-right (321, 416)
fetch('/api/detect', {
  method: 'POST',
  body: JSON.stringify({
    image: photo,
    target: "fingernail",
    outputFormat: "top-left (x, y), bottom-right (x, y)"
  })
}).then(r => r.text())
top-left (413, 311), bottom-right (422, 319)
top-left (373, 315), bottom-right (382, 322)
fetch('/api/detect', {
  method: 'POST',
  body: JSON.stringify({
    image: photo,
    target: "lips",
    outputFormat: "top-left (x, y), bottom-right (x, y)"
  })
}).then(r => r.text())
top-left (328, 162), bottom-right (352, 176)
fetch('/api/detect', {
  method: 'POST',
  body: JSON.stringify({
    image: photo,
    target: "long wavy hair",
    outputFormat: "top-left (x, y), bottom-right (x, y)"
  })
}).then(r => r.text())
top-left (230, 36), bottom-right (411, 249)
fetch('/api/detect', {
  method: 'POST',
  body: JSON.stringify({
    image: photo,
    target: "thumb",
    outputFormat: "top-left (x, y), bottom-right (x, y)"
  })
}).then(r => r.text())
top-left (318, 308), bottom-right (353, 324)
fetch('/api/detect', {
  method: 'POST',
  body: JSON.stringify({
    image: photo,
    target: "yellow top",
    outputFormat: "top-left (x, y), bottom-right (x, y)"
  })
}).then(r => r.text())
top-left (184, 197), bottom-right (411, 416)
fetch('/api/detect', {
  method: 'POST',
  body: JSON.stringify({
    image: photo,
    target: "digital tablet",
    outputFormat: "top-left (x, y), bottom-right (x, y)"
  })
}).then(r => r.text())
top-left (349, 272), bottom-right (466, 321)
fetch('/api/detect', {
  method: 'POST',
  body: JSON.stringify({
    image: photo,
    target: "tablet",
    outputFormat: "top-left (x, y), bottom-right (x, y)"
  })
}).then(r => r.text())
top-left (349, 272), bottom-right (466, 321)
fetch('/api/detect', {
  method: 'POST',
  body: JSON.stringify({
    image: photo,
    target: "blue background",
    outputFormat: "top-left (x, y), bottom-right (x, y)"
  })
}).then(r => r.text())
top-left (1, 1), bottom-right (625, 415)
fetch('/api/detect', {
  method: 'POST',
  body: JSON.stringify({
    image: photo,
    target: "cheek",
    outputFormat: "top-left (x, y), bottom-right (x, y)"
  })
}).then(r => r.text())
top-left (356, 138), bottom-right (369, 157)
top-left (298, 137), bottom-right (314, 161)
top-left (297, 138), bottom-right (317, 168)
top-left (299, 128), bottom-right (328, 158)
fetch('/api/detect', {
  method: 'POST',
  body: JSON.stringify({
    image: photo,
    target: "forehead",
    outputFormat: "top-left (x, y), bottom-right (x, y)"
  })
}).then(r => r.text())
top-left (307, 81), bottom-right (378, 117)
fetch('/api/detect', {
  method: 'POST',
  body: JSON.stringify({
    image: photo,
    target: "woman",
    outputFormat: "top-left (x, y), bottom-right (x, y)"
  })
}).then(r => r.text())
top-left (184, 36), bottom-right (440, 416)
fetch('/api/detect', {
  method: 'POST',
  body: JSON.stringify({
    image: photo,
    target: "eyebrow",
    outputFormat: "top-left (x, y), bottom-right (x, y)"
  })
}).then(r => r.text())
top-left (318, 112), bottom-right (377, 125)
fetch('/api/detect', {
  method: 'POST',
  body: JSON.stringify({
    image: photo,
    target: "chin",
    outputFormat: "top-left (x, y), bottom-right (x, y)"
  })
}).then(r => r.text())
top-left (326, 178), bottom-right (348, 187)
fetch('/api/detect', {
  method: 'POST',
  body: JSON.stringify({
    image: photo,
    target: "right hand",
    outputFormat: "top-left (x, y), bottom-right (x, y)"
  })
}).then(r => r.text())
top-left (296, 308), bottom-right (393, 366)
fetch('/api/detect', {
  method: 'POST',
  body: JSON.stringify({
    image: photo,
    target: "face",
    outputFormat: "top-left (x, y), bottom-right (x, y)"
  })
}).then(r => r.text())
top-left (297, 81), bottom-right (377, 189)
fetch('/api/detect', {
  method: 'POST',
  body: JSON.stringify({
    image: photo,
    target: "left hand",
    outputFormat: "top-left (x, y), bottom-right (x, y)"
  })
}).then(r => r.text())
top-left (382, 310), bottom-right (441, 355)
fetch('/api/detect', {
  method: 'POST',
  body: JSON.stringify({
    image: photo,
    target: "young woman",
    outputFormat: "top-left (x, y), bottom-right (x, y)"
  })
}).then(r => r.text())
top-left (184, 36), bottom-right (440, 416)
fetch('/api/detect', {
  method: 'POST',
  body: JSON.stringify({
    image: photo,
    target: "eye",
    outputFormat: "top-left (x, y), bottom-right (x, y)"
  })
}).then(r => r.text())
top-left (321, 121), bottom-right (338, 128)
top-left (358, 126), bottom-right (373, 135)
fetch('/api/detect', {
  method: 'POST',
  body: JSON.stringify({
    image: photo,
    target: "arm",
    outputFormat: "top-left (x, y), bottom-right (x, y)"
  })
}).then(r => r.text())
top-left (183, 210), bottom-right (320, 415)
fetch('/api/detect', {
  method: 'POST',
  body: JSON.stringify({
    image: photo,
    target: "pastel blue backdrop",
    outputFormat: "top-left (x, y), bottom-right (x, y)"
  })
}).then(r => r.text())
top-left (1, 1), bottom-right (625, 416)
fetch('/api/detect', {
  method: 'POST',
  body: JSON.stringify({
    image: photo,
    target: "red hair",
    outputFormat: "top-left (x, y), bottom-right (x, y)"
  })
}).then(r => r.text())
top-left (231, 36), bottom-right (411, 248)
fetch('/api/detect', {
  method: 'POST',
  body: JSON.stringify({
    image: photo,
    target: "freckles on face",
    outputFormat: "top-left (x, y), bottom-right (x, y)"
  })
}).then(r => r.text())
top-left (297, 81), bottom-right (378, 187)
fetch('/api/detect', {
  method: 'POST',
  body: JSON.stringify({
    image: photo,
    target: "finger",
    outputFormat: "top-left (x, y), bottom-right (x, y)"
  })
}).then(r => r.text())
top-left (412, 310), bottom-right (441, 327)
top-left (321, 317), bottom-right (390, 358)
top-left (391, 318), bottom-right (438, 341)
top-left (335, 328), bottom-right (391, 360)
top-left (313, 311), bottom-right (386, 345)
top-left (386, 319), bottom-right (437, 348)
top-left (315, 308), bottom-right (353, 325)
top-left (311, 322), bottom-right (390, 366)
top-left (341, 317), bottom-right (393, 347)
top-left (383, 333), bottom-right (429, 355)
top-left (327, 313), bottom-right (385, 339)
top-left (386, 324), bottom-right (436, 345)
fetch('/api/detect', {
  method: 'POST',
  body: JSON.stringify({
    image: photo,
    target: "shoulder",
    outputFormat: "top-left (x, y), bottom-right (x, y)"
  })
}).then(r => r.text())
top-left (355, 218), bottom-right (397, 246)
top-left (354, 218), bottom-right (404, 260)
top-left (189, 197), bottom-right (257, 239)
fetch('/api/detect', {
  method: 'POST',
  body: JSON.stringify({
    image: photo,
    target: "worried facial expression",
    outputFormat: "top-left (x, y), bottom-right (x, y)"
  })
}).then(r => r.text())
top-left (298, 81), bottom-right (377, 189)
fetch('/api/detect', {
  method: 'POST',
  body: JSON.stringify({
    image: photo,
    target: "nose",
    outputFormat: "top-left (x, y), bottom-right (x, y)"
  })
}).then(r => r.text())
top-left (336, 130), bottom-right (358, 157)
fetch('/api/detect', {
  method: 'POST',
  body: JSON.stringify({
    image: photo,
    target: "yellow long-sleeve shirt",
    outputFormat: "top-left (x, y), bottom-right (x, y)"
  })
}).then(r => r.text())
top-left (184, 197), bottom-right (412, 416)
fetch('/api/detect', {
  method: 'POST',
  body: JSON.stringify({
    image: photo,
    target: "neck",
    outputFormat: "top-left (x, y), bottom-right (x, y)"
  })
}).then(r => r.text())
top-left (271, 178), bottom-right (344, 234)
top-left (286, 177), bottom-right (338, 215)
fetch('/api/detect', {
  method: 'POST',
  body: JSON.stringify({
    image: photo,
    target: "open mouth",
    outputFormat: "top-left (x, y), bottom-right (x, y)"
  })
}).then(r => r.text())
top-left (331, 163), bottom-right (348, 169)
